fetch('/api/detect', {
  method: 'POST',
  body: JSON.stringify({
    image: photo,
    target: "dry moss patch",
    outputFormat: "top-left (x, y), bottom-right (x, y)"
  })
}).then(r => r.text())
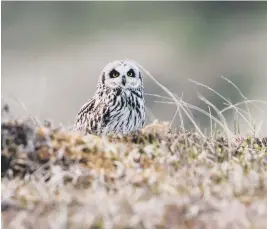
top-left (1, 120), bottom-right (267, 229)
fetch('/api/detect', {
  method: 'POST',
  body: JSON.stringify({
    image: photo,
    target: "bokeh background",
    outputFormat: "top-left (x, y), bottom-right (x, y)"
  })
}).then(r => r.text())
top-left (2, 2), bottom-right (267, 134)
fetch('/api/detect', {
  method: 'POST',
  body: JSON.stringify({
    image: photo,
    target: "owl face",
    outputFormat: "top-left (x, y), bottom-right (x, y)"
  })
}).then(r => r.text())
top-left (101, 60), bottom-right (143, 90)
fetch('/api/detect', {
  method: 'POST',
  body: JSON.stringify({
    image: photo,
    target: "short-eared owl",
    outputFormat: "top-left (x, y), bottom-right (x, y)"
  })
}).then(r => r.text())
top-left (74, 60), bottom-right (145, 135)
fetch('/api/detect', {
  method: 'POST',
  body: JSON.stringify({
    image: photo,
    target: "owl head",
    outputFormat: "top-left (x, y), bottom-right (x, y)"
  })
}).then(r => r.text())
top-left (98, 60), bottom-right (143, 90)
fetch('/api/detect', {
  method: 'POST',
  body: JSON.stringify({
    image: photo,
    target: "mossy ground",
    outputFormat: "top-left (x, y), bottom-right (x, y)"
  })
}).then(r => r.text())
top-left (1, 120), bottom-right (267, 229)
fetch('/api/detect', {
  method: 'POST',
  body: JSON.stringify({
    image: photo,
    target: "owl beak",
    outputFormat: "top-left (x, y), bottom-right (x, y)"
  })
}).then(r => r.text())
top-left (121, 75), bottom-right (126, 86)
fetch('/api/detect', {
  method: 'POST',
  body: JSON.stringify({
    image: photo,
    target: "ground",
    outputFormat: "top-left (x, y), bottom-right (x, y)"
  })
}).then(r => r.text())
top-left (1, 119), bottom-right (267, 229)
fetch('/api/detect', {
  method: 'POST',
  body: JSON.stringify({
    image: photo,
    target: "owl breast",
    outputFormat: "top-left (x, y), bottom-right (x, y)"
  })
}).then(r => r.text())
top-left (101, 89), bottom-right (145, 135)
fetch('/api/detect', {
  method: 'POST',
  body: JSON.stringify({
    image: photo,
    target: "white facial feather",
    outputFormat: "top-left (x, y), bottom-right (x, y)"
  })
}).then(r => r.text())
top-left (102, 60), bottom-right (142, 89)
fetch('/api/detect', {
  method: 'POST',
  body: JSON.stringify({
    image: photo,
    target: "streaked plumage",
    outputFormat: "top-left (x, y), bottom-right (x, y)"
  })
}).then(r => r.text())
top-left (74, 60), bottom-right (145, 135)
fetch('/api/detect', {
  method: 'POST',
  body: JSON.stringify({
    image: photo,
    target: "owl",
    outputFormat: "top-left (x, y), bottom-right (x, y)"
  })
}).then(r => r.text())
top-left (74, 60), bottom-right (146, 136)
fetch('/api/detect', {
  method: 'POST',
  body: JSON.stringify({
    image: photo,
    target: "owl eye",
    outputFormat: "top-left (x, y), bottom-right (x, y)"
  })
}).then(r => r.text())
top-left (109, 69), bottom-right (120, 78)
top-left (127, 69), bottom-right (135, 77)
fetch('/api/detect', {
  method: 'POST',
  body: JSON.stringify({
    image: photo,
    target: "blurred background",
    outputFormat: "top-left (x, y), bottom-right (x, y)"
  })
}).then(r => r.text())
top-left (2, 2), bottom-right (267, 135)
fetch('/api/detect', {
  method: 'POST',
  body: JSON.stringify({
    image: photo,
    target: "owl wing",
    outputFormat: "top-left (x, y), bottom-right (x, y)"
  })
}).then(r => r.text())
top-left (74, 98), bottom-right (108, 135)
top-left (74, 98), bottom-right (97, 133)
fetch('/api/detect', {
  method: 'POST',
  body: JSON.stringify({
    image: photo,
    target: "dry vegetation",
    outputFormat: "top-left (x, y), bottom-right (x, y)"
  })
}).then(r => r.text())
top-left (1, 117), bottom-right (267, 229)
